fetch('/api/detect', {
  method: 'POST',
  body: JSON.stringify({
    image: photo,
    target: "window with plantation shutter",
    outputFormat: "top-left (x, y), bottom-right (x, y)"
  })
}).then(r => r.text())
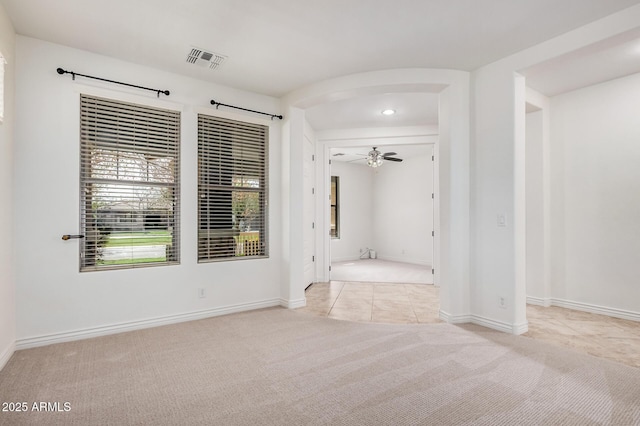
top-left (80, 95), bottom-right (180, 271)
top-left (198, 114), bottom-right (268, 261)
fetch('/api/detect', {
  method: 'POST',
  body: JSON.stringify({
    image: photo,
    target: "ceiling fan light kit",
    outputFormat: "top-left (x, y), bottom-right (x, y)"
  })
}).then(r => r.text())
top-left (365, 147), bottom-right (402, 168)
top-left (367, 148), bottom-right (384, 167)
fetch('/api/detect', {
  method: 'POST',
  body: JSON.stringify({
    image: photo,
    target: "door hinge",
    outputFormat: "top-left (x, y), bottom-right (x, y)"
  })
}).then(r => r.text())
top-left (329, 265), bottom-right (332, 272)
top-left (432, 269), bottom-right (435, 275)
top-left (312, 154), bottom-right (315, 161)
top-left (312, 255), bottom-right (315, 262)
top-left (312, 187), bottom-right (315, 195)
top-left (432, 230), bottom-right (434, 237)
top-left (432, 193), bottom-right (434, 199)
top-left (432, 155), bottom-right (434, 161)
top-left (329, 160), bottom-right (332, 165)
top-left (312, 222), bottom-right (315, 229)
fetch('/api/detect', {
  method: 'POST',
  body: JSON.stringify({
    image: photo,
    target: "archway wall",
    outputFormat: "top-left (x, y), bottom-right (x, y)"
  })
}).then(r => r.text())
top-left (470, 4), bottom-right (640, 333)
top-left (283, 68), bottom-right (472, 321)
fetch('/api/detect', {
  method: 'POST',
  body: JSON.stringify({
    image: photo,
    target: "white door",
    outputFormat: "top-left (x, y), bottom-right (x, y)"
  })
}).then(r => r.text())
top-left (303, 135), bottom-right (316, 288)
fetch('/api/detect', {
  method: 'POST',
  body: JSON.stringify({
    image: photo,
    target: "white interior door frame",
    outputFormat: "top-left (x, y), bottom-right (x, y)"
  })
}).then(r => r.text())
top-left (315, 132), bottom-right (439, 284)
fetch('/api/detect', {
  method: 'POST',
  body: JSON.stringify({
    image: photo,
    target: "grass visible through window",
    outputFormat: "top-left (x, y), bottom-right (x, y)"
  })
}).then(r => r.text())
top-left (103, 231), bottom-right (172, 247)
top-left (97, 230), bottom-right (173, 265)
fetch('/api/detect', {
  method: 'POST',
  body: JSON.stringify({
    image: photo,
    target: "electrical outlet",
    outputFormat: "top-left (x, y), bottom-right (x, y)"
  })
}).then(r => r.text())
top-left (198, 288), bottom-right (206, 299)
top-left (499, 296), bottom-right (507, 309)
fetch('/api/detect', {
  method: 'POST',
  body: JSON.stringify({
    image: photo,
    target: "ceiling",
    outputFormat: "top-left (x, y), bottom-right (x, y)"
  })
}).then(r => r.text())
top-left (3, 0), bottom-right (640, 99)
top-left (3, 0), bottom-right (640, 133)
top-left (521, 27), bottom-right (640, 97)
top-left (305, 92), bottom-right (439, 131)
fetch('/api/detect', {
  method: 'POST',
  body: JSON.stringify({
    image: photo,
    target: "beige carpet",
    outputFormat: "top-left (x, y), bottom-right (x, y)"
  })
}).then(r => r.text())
top-left (1, 308), bottom-right (639, 425)
top-left (331, 259), bottom-right (432, 284)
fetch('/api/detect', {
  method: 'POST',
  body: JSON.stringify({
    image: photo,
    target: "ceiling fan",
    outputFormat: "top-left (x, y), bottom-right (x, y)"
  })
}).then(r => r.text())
top-left (350, 147), bottom-right (403, 167)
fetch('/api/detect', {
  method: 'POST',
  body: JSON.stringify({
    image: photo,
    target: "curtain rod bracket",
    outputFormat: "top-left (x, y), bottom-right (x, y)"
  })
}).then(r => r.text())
top-left (57, 67), bottom-right (170, 97)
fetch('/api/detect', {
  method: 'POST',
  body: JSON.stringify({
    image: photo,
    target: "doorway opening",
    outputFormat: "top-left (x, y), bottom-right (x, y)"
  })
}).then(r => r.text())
top-left (328, 143), bottom-right (435, 286)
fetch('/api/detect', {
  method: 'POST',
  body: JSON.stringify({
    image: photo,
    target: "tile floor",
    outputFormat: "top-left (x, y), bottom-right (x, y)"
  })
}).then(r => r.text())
top-left (298, 281), bottom-right (640, 369)
top-left (298, 281), bottom-right (441, 324)
top-left (524, 304), bottom-right (640, 369)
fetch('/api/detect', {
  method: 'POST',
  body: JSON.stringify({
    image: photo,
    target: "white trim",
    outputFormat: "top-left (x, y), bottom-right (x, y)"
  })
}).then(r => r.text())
top-left (526, 296), bottom-right (551, 307)
top-left (469, 315), bottom-right (515, 334)
top-left (439, 310), bottom-right (471, 324)
top-left (440, 311), bottom-right (528, 335)
top-left (73, 83), bottom-right (184, 112)
top-left (16, 299), bottom-right (281, 350)
top-left (512, 321), bottom-right (529, 335)
top-left (281, 298), bottom-right (307, 309)
top-left (0, 342), bottom-right (15, 372)
top-left (549, 298), bottom-right (640, 322)
top-left (376, 255), bottom-right (431, 267)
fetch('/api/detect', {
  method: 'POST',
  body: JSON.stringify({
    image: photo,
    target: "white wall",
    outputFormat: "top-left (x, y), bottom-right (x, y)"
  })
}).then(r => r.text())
top-left (0, 3), bottom-right (16, 369)
top-left (373, 153), bottom-right (434, 266)
top-left (549, 72), bottom-right (640, 314)
top-left (329, 161), bottom-right (374, 262)
top-left (525, 110), bottom-right (545, 301)
top-left (290, 69), bottom-right (471, 320)
top-left (13, 36), bottom-right (285, 346)
top-left (471, 5), bottom-right (640, 334)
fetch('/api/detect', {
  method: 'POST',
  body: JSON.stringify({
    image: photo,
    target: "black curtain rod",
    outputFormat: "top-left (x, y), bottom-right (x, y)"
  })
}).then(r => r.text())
top-left (57, 68), bottom-right (170, 98)
top-left (210, 99), bottom-right (283, 120)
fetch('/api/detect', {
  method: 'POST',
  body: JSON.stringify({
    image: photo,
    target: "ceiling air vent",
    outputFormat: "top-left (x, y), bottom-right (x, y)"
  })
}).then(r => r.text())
top-left (186, 47), bottom-right (227, 70)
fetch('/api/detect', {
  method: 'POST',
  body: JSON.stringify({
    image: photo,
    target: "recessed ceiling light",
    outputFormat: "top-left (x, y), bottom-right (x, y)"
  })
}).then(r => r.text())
top-left (381, 109), bottom-right (396, 116)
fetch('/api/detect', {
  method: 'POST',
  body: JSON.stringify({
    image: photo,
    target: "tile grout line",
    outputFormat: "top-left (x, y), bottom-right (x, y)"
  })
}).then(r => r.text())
top-left (370, 284), bottom-right (375, 322)
top-left (327, 280), bottom-right (345, 318)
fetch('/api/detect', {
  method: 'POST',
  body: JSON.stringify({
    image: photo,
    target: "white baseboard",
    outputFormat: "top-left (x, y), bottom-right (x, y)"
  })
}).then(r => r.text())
top-left (376, 255), bottom-right (430, 267)
top-left (16, 298), bottom-right (282, 350)
top-left (526, 296), bottom-right (551, 307)
top-left (280, 298), bottom-right (306, 309)
top-left (526, 295), bottom-right (640, 322)
top-left (549, 298), bottom-right (640, 322)
top-left (512, 321), bottom-right (529, 335)
top-left (0, 342), bottom-right (15, 372)
top-left (439, 310), bottom-right (471, 324)
top-left (469, 315), bottom-right (517, 334)
top-left (439, 311), bottom-right (528, 335)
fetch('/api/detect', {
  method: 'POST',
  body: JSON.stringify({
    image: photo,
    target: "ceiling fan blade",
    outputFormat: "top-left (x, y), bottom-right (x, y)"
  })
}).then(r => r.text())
top-left (382, 152), bottom-right (397, 157)
top-left (384, 157), bottom-right (403, 162)
top-left (347, 157), bottom-right (366, 163)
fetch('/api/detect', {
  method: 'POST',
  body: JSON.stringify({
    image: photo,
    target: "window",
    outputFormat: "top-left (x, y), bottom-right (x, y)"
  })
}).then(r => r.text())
top-left (330, 176), bottom-right (340, 238)
top-left (80, 95), bottom-right (180, 271)
top-left (198, 114), bottom-right (268, 261)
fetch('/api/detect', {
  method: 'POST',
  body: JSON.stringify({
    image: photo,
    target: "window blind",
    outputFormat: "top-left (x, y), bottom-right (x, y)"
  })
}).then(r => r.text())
top-left (80, 95), bottom-right (180, 271)
top-left (198, 114), bottom-right (268, 261)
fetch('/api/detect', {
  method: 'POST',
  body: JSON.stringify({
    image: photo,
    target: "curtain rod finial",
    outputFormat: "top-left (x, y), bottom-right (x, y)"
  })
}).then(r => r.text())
top-left (56, 67), bottom-right (65, 75)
